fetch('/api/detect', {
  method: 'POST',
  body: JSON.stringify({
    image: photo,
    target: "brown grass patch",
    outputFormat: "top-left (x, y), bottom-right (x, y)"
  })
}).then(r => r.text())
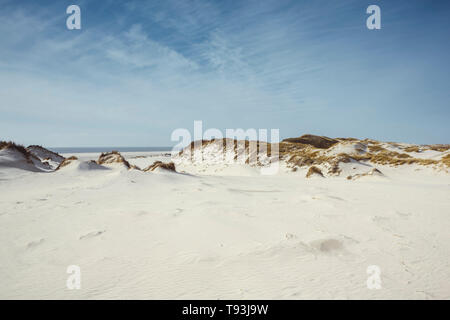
top-left (388, 142), bottom-right (402, 148)
top-left (181, 138), bottom-right (276, 165)
top-left (56, 156), bottom-right (78, 170)
top-left (286, 143), bottom-right (444, 169)
top-left (403, 146), bottom-right (421, 153)
top-left (0, 141), bottom-right (32, 162)
top-left (282, 134), bottom-right (338, 149)
top-left (426, 144), bottom-right (450, 152)
top-left (143, 161), bottom-right (176, 172)
top-left (306, 166), bottom-right (323, 178)
top-left (328, 154), bottom-right (353, 175)
top-left (347, 168), bottom-right (383, 180)
top-left (350, 151), bottom-right (439, 166)
top-left (441, 154), bottom-right (450, 167)
top-left (180, 137), bottom-right (449, 171)
top-left (97, 151), bottom-right (131, 168)
top-left (368, 145), bottom-right (385, 153)
top-left (27, 145), bottom-right (64, 159)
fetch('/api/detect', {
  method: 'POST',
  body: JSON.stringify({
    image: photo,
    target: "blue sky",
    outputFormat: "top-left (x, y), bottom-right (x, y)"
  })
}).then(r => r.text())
top-left (0, 0), bottom-right (449, 147)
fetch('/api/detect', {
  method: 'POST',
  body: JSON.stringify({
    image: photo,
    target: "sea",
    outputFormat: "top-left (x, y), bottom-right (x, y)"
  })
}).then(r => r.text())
top-left (50, 147), bottom-right (173, 154)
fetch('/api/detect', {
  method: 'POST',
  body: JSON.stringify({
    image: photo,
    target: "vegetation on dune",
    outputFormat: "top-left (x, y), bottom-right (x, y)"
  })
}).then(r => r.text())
top-left (403, 146), bottom-right (421, 153)
top-left (3, 135), bottom-right (448, 175)
top-left (27, 145), bottom-right (64, 160)
top-left (306, 165), bottom-right (324, 178)
top-left (282, 134), bottom-right (338, 149)
top-left (441, 154), bottom-right (450, 167)
top-left (0, 141), bottom-right (35, 163)
top-left (97, 151), bottom-right (131, 169)
top-left (179, 134), bottom-right (450, 172)
top-left (56, 156), bottom-right (78, 170)
top-left (1, 141), bottom-right (30, 157)
top-left (426, 144), bottom-right (450, 152)
top-left (144, 161), bottom-right (176, 172)
top-left (368, 144), bottom-right (385, 153)
top-left (347, 168), bottom-right (383, 180)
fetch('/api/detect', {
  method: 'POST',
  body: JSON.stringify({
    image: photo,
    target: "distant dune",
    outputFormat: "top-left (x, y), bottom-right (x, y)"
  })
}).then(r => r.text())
top-left (0, 141), bottom-right (64, 172)
top-left (175, 134), bottom-right (450, 178)
top-left (2, 135), bottom-right (449, 178)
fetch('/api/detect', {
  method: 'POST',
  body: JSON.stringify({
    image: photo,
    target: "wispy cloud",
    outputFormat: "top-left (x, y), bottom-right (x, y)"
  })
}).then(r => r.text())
top-left (0, 0), bottom-right (449, 146)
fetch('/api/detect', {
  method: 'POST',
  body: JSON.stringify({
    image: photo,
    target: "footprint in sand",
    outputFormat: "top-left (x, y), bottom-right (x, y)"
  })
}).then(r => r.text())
top-left (372, 215), bottom-right (391, 228)
top-left (282, 286), bottom-right (301, 297)
top-left (310, 238), bottom-right (344, 253)
top-left (395, 210), bottom-right (412, 218)
top-left (79, 230), bottom-right (105, 240)
top-left (173, 208), bottom-right (183, 217)
top-left (26, 238), bottom-right (45, 249)
top-left (285, 233), bottom-right (297, 240)
top-left (326, 195), bottom-right (346, 201)
top-left (308, 237), bottom-right (360, 256)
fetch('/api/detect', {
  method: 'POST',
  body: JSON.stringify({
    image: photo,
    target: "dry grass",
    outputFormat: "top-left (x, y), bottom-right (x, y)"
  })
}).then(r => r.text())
top-left (26, 145), bottom-right (65, 167)
top-left (1, 141), bottom-right (68, 170)
top-left (347, 168), bottom-right (383, 180)
top-left (328, 154), bottom-right (353, 175)
top-left (144, 161), bottom-right (176, 172)
top-left (426, 144), bottom-right (450, 152)
top-left (286, 144), bottom-right (444, 169)
top-left (388, 142), bottom-right (402, 148)
top-left (285, 147), bottom-right (352, 174)
top-left (351, 152), bottom-right (439, 166)
top-left (97, 151), bottom-right (131, 168)
top-left (442, 154), bottom-right (450, 167)
top-left (306, 166), bottom-right (323, 178)
top-left (0, 141), bottom-right (30, 159)
top-left (56, 156), bottom-right (78, 170)
top-left (403, 146), bottom-right (421, 153)
top-left (181, 138), bottom-right (277, 166)
top-left (368, 144), bottom-right (385, 153)
top-left (180, 137), bottom-right (449, 171)
top-left (282, 134), bottom-right (338, 149)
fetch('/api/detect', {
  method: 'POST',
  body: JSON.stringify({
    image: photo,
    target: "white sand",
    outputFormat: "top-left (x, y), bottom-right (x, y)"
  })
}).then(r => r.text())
top-left (0, 151), bottom-right (449, 299)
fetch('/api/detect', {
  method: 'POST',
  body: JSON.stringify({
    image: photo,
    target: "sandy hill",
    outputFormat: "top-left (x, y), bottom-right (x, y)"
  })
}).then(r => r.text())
top-left (2, 136), bottom-right (448, 177)
top-left (175, 134), bottom-right (450, 178)
top-left (97, 151), bottom-right (132, 169)
top-left (143, 160), bottom-right (176, 172)
top-left (26, 145), bottom-right (65, 170)
top-left (96, 151), bottom-right (146, 171)
top-left (55, 156), bottom-right (111, 172)
top-left (0, 141), bottom-right (64, 172)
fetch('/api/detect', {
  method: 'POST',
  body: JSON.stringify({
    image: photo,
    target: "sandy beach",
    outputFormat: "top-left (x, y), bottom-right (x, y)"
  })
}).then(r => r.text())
top-left (1, 141), bottom-right (449, 299)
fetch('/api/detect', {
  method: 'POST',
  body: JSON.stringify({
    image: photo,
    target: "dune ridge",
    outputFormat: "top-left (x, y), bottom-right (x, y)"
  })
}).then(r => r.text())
top-left (175, 134), bottom-right (450, 178)
top-left (1, 135), bottom-right (449, 177)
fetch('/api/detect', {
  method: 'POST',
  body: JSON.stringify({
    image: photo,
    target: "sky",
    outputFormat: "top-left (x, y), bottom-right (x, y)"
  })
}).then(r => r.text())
top-left (0, 0), bottom-right (449, 147)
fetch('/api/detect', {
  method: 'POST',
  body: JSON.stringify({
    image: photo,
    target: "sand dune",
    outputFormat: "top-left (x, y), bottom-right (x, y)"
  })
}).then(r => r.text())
top-left (0, 136), bottom-right (449, 299)
top-left (174, 134), bottom-right (449, 177)
top-left (0, 142), bottom-right (60, 172)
